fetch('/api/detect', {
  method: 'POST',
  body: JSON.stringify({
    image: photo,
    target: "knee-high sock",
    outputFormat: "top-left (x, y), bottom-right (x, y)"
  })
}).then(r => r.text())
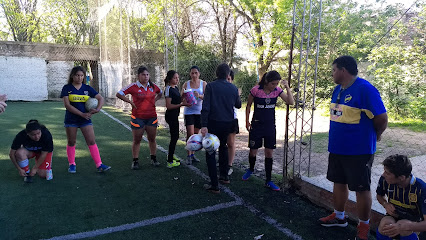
top-left (66, 145), bottom-right (76, 165)
top-left (249, 156), bottom-right (256, 172)
top-left (18, 159), bottom-right (30, 173)
top-left (265, 157), bottom-right (273, 182)
top-left (376, 228), bottom-right (392, 240)
top-left (88, 144), bottom-right (102, 168)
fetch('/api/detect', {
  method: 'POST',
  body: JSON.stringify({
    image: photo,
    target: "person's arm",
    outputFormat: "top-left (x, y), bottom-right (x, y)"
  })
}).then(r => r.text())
top-left (9, 149), bottom-right (27, 177)
top-left (200, 83), bottom-right (212, 135)
top-left (90, 93), bottom-right (105, 114)
top-left (279, 80), bottom-right (295, 105)
top-left (374, 112), bottom-right (388, 141)
top-left (382, 216), bottom-right (426, 237)
top-left (196, 81), bottom-right (207, 100)
top-left (165, 97), bottom-right (190, 110)
top-left (116, 92), bottom-right (137, 109)
top-left (63, 96), bottom-right (92, 120)
top-left (245, 94), bottom-right (254, 131)
top-left (377, 194), bottom-right (396, 217)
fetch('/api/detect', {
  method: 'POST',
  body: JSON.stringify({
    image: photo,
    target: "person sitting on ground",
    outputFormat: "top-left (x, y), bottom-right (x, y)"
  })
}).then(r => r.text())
top-left (9, 120), bottom-right (54, 183)
top-left (376, 154), bottom-right (426, 240)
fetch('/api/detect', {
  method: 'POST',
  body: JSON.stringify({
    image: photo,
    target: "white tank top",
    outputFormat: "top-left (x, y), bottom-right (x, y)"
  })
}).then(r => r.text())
top-left (184, 80), bottom-right (204, 115)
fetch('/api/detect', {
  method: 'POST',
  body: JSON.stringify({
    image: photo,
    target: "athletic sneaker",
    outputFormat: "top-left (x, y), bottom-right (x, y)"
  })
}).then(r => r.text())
top-left (242, 169), bottom-right (253, 181)
top-left (97, 164), bottom-right (111, 172)
top-left (167, 161), bottom-right (180, 168)
top-left (265, 181), bottom-right (280, 191)
top-left (24, 176), bottom-right (33, 183)
top-left (186, 155), bottom-right (192, 165)
top-left (228, 166), bottom-right (233, 175)
top-left (131, 161), bottom-right (140, 170)
top-left (191, 154), bottom-right (200, 162)
top-left (172, 155), bottom-right (180, 162)
top-left (318, 213), bottom-right (348, 227)
top-left (203, 184), bottom-right (220, 194)
top-left (219, 176), bottom-right (230, 184)
top-left (68, 164), bottom-right (76, 173)
top-left (355, 222), bottom-right (370, 240)
top-left (151, 159), bottom-right (160, 167)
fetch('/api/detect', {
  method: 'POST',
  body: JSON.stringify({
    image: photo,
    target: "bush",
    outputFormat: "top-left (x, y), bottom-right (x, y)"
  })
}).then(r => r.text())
top-left (233, 70), bottom-right (258, 102)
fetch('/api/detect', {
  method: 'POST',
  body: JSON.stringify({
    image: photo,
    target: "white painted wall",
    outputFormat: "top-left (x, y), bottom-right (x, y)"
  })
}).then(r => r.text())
top-left (46, 61), bottom-right (74, 99)
top-left (0, 56), bottom-right (48, 101)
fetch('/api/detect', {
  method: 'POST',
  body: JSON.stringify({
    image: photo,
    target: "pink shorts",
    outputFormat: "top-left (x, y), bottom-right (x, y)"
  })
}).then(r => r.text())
top-left (29, 152), bottom-right (53, 170)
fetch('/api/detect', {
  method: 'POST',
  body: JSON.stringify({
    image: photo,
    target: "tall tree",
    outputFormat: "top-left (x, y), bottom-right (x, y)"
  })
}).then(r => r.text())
top-left (207, 0), bottom-right (245, 65)
top-left (42, 0), bottom-right (98, 45)
top-left (228, 0), bottom-right (293, 76)
top-left (0, 0), bottom-right (42, 42)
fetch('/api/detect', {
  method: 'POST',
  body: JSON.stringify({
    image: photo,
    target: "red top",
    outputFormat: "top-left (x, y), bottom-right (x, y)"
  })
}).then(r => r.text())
top-left (118, 81), bottom-right (162, 119)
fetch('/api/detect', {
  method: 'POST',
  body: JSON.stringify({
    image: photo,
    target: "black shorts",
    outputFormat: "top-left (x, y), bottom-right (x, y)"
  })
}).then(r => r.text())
top-left (248, 123), bottom-right (276, 149)
top-left (184, 114), bottom-right (201, 129)
top-left (326, 153), bottom-right (374, 192)
top-left (231, 119), bottom-right (239, 134)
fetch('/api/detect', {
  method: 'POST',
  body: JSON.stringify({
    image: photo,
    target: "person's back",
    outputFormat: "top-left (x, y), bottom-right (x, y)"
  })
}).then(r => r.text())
top-left (203, 79), bottom-right (240, 124)
top-left (200, 63), bottom-right (241, 194)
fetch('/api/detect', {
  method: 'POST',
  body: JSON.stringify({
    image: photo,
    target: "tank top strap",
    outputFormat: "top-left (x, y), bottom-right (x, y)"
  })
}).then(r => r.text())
top-left (187, 81), bottom-right (191, 90)
top-left (199, 80), bottom-right (204, 93)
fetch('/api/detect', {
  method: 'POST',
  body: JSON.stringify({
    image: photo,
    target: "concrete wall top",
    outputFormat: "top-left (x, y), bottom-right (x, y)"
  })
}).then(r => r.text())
top-left (0, 41), bottom-right (100, 61)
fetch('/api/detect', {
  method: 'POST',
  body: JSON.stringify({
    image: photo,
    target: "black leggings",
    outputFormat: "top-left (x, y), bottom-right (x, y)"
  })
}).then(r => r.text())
top-left (165, 111), bottom-right (180, 162)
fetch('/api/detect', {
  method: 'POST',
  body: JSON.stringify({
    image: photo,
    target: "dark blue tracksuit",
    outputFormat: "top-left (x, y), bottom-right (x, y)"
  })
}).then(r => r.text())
top-left (201, 79), bottom-right (241, 187)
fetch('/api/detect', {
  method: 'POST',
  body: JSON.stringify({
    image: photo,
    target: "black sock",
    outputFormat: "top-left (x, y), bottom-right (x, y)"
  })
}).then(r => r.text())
top-left (249, 156), bottom-right (256, 172)
top-left (133, 158), bottom-right (139, 162)
top-left (265, 157), bottom-right (273, 182)
top-left (151, 155), bottom-right (156, 161)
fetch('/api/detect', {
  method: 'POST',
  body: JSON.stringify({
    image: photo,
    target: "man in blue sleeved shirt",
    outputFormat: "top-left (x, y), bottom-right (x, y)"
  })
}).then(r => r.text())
top-left (200, 63), bottom-right (241, 193)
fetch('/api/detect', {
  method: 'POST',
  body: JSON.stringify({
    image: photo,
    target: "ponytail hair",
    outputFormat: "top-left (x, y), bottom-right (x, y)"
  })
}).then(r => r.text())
top-left (164, 70), bottom-right (177, 86)
top-left (258, 70), bottom-right (281, 87)
top-left (25, 119), bottom-right (45, 133)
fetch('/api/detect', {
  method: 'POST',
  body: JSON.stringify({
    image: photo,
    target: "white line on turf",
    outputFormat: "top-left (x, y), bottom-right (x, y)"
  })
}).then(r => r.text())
top-left (45, 109), bottom-right (303, 240)
top-left (42, 201), bottom-right (241, 240)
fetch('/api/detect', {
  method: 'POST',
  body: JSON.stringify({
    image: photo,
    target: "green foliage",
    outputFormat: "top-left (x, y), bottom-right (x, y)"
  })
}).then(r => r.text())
top-left (175, 42), bottom-right (222, 83)
top-left (42, 0), bottom-right (98, 45)
top-left (233, 69), bottom-right (258, 102)
top-left (0, 0), bottom-right (44, 42)
top-left (388, 118), bottom-right (426, 132)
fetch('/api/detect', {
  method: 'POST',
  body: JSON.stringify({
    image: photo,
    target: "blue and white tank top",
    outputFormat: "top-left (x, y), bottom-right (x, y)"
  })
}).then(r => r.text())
top-left (184, 80), bottom-right (204, 115)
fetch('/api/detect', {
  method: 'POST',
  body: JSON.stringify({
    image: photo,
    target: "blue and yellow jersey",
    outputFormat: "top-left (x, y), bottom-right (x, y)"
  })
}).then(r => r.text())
top-left (377, 175), bottom-right (426, 221)
top-left (328, 77), bottom-right (386, 155)
top-left (60, 84), bottom-right (98, 124)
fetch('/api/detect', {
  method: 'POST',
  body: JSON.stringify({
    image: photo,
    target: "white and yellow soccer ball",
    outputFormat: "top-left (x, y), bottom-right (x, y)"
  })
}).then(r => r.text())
top-left (202, 133), bottom-right (220, 153)
top-left (85, 97), bottom-right (98, 111)
top-left (186, 134), bottom-right (203, 151)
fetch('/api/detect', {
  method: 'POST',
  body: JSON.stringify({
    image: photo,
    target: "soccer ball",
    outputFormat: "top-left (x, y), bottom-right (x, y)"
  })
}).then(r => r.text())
top-left (85, 98), bottom-right (98, 111)
top-left (202, 133), bottom-right (220, 153)
top-left (186, 134), bottom-right (203, 151)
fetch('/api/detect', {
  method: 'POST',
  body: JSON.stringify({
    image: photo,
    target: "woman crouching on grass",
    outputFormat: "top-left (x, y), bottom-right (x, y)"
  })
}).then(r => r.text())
top-left (116, 66), bottom-right (163, 170)
top-left (243, 70), bottom-right (294, 191)
top-left (10, 120), bottom-right (53, 183)
top-left (61, 66), bottom-right (110, 174)
top-left (164, 70), bottom-right (191, 168)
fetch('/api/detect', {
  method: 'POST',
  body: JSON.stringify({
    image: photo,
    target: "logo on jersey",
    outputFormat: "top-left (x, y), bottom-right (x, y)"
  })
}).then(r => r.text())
top-left (265, 98), bottom-right (271, 104)
top-left (344, 94), bottom-right (352, 103)
top-left (409, 193), bottom-right (417, 203)
top-left (249, 140), bottom-right (256, 147)
top-left (68, 91), bottom-right (72, 94)
top-left (330, 105), bottom-right (343, 120)
top-left (84, 91), bottom-right (89, 95)
top-left (138, 90), bottom-right (142, 92)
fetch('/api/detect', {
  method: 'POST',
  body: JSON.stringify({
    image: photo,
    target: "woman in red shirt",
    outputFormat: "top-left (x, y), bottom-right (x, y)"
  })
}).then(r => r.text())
top-left (116, 66), bottom-right (163, 170)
